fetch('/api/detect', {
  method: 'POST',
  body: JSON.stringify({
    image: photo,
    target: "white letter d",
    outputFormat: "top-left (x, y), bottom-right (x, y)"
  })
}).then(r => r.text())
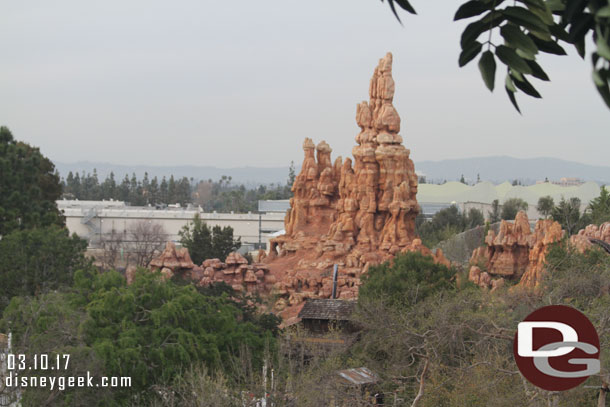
top-left (518, 322), bottom-right (577, 357)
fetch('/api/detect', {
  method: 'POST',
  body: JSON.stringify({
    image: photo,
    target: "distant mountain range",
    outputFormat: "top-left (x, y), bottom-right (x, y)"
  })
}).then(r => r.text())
top-left (54, 156), bottom-right (610, 186)
top-left (416, 156), bottom-right (610, 185)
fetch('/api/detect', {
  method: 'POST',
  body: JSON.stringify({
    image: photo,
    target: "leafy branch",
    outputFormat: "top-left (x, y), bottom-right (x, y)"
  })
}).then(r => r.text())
top-left (381, 0), bottom-right (610, 112)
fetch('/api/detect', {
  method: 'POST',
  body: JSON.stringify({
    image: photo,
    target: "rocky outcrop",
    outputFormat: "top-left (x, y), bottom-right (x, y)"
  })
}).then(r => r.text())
top-left (468, 211), bottom-right (563, 289)
top-left (147, 242), bottom-right (272, 293)
top-left (569, 222), bottom-right (610, 252)
top-left (266, 53), bottom-right (446, 313)
top-left (198, 253), bottom-right (273, 293)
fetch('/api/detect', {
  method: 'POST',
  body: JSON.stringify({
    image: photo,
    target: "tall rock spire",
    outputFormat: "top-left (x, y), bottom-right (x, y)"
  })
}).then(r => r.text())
top-left (267, 53), bottom-right (447, 312)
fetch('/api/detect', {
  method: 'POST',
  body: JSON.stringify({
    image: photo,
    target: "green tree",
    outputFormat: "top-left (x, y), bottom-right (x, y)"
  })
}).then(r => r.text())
top-left (211, 225), bottom-right (242, 261)
top-left (100, 171), bottom-right (117, 200)
top-left (381, 0), bottom-right (610, 111)
top-left (460, 174), bottom-right (466, 184)
top-left (0, 225), bottom-right (88, 312)
top-left (1, 292), bottom-right (112, 406)
top-left (489, 199), bottom-right (501, 223)
top-left (500, 197), bottom-right (528, 220)
top-left (81, 270), bottom-right (274, 399)
top-left (552, 196), bottom-right (590, 235)
top-left (118, 174), bottom-right (130, 202)
top-left (179, 214), bottom-right (241, 264)
top-left (180, 214), bottom-right (213, 263)
top-left (0, 126), bottom-right (64, 235)
top-left (168, 175), bottom-right (177, 204)
top-left (288, 160), bottom-right (296, 187)
top-left (2, 270), bottom-right (279, 405)
top-left (160, 176), bottom-right (169, 203)
top-left (464, 207), bottom-right (485, 229)
top-left (589, 185), bottom-right (610, 225)
top-left (536, 195), bottom-right (555, 219)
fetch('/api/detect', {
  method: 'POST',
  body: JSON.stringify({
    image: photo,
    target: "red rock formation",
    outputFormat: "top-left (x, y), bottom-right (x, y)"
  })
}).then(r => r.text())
top-left (149, 242), bottom-right (195, 271)
top-left (147, 242), bottom-right (273, 292)
top-left (469, 211), bottom-right (563, 289)
top-left (266, 53), bottom-right (446, 313)
top-left (569, 222), bottom-right (610, 252)
top-left (519, 219), bottom-right (564, 288)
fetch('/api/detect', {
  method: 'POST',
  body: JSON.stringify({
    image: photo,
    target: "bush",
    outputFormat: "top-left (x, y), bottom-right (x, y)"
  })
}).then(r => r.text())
top-left (359, 251), bottom-right (455, 309)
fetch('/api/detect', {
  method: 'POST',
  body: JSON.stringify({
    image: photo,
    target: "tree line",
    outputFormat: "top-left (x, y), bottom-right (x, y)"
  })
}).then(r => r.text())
top-left (61, 171), bottom-right (193, 206)
top-left (60, 164), bottom-right (296, 212)
top-left (537, 187), bottom-right (610, 235)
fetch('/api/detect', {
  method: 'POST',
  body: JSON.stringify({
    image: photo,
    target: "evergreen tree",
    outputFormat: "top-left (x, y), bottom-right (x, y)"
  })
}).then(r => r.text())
top-left (179, 214), bottom-right (241, 264)
top-left (589, 186), bottom-right (610, 225)
top-left (211, 225), bottom-right (242, 261)
top-left (119, 174), bottom-right (130, 202)
top-left (0, 225), bottom-right (88, 311)
top-left (552, 197), bottom-right (589, 236)
top-left (101, 171), bottom-right (117, 200)
top-left (149, 176), bottom-right (160, 204)
top-left (179, 214), bottom-right (213, 263)
top-left (177, 176), bottom-right (192, 206)
top-left (287, 161), bottom-right (296, 188)
top-left (141, 172), bottom-right (150, 204)
top-left (168, 175), bottom-right (177, 204)
top-left (0, 126), bottom-right (64, 235)
top-left (160, 176), bottom-right (169, 204)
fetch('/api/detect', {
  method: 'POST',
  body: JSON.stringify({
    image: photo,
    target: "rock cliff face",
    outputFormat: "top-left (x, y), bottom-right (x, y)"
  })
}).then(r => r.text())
top-left (468, 211), bottom-right (563, 289)
top-left (265, 53), bottom-right (448, 313)
top-left (569, 222), bottom-right (610, 252)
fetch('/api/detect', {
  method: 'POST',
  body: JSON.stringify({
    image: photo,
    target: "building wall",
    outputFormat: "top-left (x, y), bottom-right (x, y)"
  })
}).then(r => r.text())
top-left (58, 200), bottom-right (285, 249)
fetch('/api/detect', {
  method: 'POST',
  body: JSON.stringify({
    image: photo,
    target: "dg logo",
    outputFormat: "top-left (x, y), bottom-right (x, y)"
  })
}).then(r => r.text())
top-left (513, 305), bottom-right (600, 391)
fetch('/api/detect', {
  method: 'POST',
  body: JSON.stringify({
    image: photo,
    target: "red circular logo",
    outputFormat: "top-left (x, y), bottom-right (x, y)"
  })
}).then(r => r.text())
top-left (513, 305), bottom-right (600, 391)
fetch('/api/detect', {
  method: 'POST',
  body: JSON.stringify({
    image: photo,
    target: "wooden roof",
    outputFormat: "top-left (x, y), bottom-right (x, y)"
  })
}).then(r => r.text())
top-left (298, 299), bottom-right (355, 321)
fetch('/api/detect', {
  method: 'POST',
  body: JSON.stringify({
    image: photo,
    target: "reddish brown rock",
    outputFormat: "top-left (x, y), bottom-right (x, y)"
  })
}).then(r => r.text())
top-left (569, 222), bottom-right (610, 252)
top-left (149, 242), bottom-right (194, 270)
top-left (264, 53), bottom-right (443, 315)
top-left (225, 252), bottom-right (248, 266)
top-left (518, 219), bottom-right (563, 288)
top-left (469, 211), bottom-right (563, 289)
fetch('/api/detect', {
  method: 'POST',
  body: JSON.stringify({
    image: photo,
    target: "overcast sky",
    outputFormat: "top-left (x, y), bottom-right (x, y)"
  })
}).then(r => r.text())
top-left (2, 1), bottom-right (609, 168)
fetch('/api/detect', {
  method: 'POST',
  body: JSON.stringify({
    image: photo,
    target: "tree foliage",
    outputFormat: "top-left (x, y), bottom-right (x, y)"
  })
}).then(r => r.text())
top-left (350, 241), bottom-right (610, 406)
top-left (0, 225), bottom-right (88, 312)
top-left (551, 196), bottom-right (591, 235)
top-left (61, 170), bottom-right (295, 212)
top-left (500, 197), bottom-right (528, 219)
top-left (359, 251), bottom-right (455, 308)
top-left (62, 171), bottom-right (193, 207)
top-left (179, 214), bottom-right (241, 264)
top-left (536, 194), bottom-right (555, 218)
top-left (589, 185), bottom-right (610, 224)
top-left (2, 270), bottom-right (280, 405)
top-left (0, 126), bottom-right (64, 236)
top-left (381, 0), bottom-right (610, 111)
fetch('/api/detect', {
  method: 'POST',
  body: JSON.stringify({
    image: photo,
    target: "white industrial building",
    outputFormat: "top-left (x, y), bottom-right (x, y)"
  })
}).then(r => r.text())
top-left (57, 200), bottom-right (286, 252)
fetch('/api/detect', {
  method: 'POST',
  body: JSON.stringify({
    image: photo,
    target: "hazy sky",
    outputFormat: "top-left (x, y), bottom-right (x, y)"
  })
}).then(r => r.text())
top-left (2, 1), bottom-right (609, 168)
